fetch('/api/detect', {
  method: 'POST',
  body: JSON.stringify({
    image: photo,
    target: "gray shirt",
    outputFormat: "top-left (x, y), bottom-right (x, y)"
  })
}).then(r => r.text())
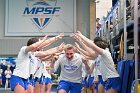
top-left (54, 53), bottom-right (85, 83)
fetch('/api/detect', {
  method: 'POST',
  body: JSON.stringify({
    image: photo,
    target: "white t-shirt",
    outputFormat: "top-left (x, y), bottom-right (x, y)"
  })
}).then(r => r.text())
top-left (98, 48), bottom-right (119, 81)
top-left (42, 62), bottom-right (51, 79)
top-left (91, 57), bottom-right (102, 77)
top-left (5, 70), bottom-right (12, 78)
top-left (29, 52), bottom-right (40, 75)
top-left (0, 69), bottom-right (3, 77)
top-left (34, 60), bottom-right (43, 78)
top-left (13, 46), bottom-right (31, 79)
top-left (54, 53), bottom-right (86, 83)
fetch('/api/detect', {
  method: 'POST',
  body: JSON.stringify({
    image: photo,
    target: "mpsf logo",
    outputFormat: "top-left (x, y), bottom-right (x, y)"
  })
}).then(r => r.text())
top-left (23, 0), bottom-right (61, 30)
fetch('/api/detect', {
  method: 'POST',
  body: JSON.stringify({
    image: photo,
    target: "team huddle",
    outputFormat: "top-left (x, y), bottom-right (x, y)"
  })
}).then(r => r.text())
top-left (10, 31), bottom-right (121, 93)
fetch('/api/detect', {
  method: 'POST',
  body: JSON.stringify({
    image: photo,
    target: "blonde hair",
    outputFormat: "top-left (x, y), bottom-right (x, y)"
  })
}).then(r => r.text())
top-left (64, 44), bottom-right (75, 51)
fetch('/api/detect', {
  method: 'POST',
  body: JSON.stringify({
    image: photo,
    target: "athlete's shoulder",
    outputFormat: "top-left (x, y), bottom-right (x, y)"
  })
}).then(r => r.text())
top-left (19, 46), bottom-right (28, 54)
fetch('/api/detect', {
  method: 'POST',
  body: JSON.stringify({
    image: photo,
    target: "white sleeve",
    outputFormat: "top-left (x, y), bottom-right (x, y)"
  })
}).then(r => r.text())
top-left (10, 70), bottom-right (12, 74)
top-left (101, 49), bottom-right (113, 64)
top-left (4, 71), bottom-right (6, 75)
top-left (20, 46), bottom-right (27, 54)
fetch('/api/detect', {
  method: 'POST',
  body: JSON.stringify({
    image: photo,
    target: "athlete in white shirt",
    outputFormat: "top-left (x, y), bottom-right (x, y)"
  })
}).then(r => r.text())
top-left (10, 34), bottom-right (65, 93)
top-left (73, 36), bottom-right (105, 93)
top-left (51, 44), bottom-right (90, 93)
top-left (34, 54), bottom-right (63, 93)
top-left (42, 61), bottom-right (52, 93)
top-left (34, 60), bottom-right (45, 93)
top-left (81, 60), bottom-right (95, 93)
top-left (5, 66), bottom-right (12, 88)
top-left (71, 31), bottom-right (120, 93)
top-left (27, 52), bottom-right (41, 93)
top-left (10, 37), bottom-right (45, 93)
top-left (91, 57), bottom-right (105, 93)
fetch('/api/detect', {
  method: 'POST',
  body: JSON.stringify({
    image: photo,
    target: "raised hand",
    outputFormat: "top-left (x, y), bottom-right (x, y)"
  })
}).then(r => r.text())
top-left (69, 33), bottom-right (74, 37)
top-left (57, 42), bottom-right (65, 52)
top-left (42, 35), bottom-right (48, 40)
top-left (70, 33), bottom-right (76, 39)
top-left (74, 42), bottom-right (80, 50)
top-left (55, 33), bottom-right (64, 40)
top-left (53, 73), bottom-right (58, 78)
top-left (70, 33), bottom-right (81, 42)
top-left (82, 57), bottom-right (88, 65)
top-left (75, 31), bottom-right (82, 36)
top-left (39, 35), bottom-right (48, 41)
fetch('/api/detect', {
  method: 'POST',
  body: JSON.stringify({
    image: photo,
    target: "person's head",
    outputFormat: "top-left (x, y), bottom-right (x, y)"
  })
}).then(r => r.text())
top-left (94, 37), bottom-right (108, 49)
top-left (64, 44), bottom-right (75, 60)
top-left (27, 37), bottom-right (39, 46)
top-left (7, 65), bottom-right (10, 70)
top-left (51, 53), bottom-right (59, 61)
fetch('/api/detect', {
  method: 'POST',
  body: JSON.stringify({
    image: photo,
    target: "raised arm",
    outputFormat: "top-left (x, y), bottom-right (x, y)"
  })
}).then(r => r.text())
top-left (71, 33), bottom-right (98, 58)
top-left (37, 33), bottom-right (64, 49)
top-left (76, 48), bottom-right (95, 60)
top-left (35, 43), bottom-right (65, 58)
top-left (76, 39), bottom-right (97, 59)
top-left (75, 42), bottom-right (92, 58)
top-left (74, 31), bottom-right (104, 55)
top-left (25, 36), bottom-right (47, 53)
top-left (40, 55), bottom-right (53, 61)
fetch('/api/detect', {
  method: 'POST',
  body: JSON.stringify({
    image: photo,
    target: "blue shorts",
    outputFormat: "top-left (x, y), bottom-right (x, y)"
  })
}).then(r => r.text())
top-left (27, 78), bottom-right (35, 87)
top-left (0, 76), bottom-right (2, 79)
top-left (94, 75), bottom-right (104, 90)
top-left (82, 75), bottom-right (94, 88)
top-left (10, 75), bottom-right (28, 91)
top-left (45, 77), bottom-right (52, 85)
top-left (35, 76), bottom-right (45, 85)
top-left (57, 80), bottom-right (82, 93)
top-left (103, 77), bottom-right (121, 91)
top-left (27, 75), bottom-right (35, 87)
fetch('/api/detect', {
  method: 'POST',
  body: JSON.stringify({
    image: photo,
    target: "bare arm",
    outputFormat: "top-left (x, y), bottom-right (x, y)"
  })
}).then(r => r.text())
top-left (82, 58), bottom-right (91, 74)
top-left (35, 43), bottom-right (65, 57)
top-left (75, 31), bottom-right (104, 55)
top-left (71, 33), bottom-right (97, 58)
top-left (90, 63), bottom-right (94, 74)
top-left (37, 33), bottom-right (64, 49)
top-left (79, 41), bottom-right (97, 59)
top-left (40, 55), bottom-right (53, 61)
top-left (75, 42), bottom-right (93, 58)
top-left (25, 35), bottom-right (47, 53)
top-left (80, 52), bottom-right (93, 60)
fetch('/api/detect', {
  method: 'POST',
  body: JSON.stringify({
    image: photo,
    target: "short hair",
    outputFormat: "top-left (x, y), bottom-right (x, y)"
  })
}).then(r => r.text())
top-left (94, 37), bottom-right (108, 49)
top-left (27, 38), bottom-right (39, 46)
top-left (64, 44), bottom-right (74, 51)
top-left (94, 37), bottom-right (102, 42)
